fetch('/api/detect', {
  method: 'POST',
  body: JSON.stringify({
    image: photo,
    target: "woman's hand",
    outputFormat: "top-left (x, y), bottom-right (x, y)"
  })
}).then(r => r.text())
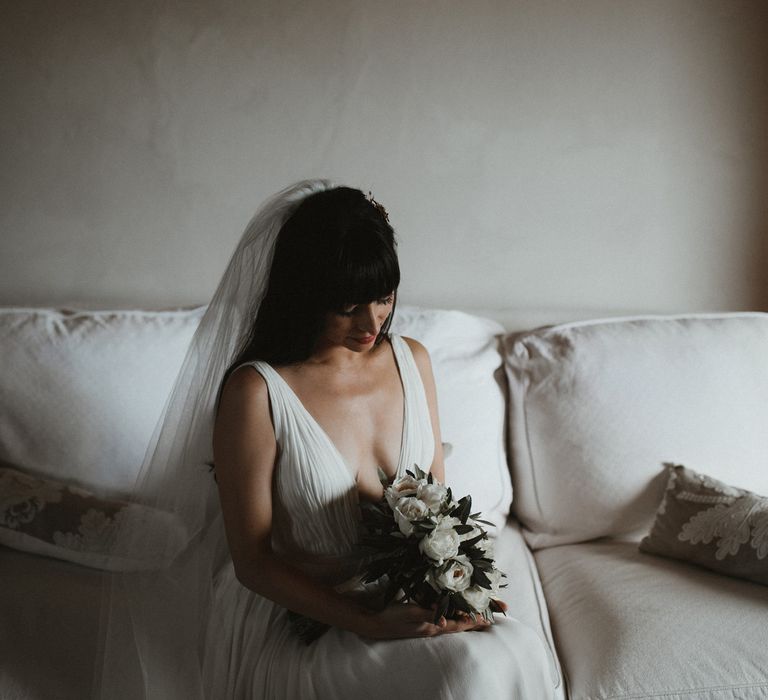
top-left (356, 602), bottom-right (494, 640)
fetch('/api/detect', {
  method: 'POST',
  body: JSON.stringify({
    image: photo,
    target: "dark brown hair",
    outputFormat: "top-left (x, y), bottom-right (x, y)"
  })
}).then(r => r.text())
top-left (223, 186), bottom-right (399, 378)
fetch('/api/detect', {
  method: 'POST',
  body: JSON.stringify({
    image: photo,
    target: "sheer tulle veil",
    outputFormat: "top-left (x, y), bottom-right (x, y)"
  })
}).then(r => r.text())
top-left (92, 179), bottom-right (334, 699)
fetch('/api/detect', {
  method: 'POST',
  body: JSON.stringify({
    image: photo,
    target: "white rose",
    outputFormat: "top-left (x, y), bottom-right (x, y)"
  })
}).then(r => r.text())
top-left (417, 482), bottom-right (448, 513)
top-left (419, 516), bottom-right (461, 564)
top-left (429, 555), bottom-right (474, 593)
top-left (461, 585), bottom-right (492, 612)
top-left (393, 497), bottom-right (429, 536)
top-left (385, 474), bottom-right (420, 509)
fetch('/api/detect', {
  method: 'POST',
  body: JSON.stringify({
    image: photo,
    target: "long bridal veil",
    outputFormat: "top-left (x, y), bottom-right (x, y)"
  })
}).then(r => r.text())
top-left (93, 179), bottom-right (333, 699)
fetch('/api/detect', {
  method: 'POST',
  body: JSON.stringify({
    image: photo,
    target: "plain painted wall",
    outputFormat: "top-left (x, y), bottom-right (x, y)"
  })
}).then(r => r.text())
top-left (1, 0), bottom-right (766, 314)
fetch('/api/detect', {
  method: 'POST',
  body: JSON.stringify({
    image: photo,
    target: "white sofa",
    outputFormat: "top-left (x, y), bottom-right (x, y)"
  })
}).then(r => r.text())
top-left (1, 305), bottom-right (767, 700)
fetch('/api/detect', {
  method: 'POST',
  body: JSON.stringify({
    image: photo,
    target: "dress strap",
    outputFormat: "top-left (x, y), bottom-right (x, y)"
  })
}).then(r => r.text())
top-left (232, 360), bottom-right (287, 438)
top-left (389, 334), bottom-right (435, 475)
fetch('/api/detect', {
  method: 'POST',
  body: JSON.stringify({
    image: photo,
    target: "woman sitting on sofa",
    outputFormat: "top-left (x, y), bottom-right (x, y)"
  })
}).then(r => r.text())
top-left (95, 180), bottom-right (553, 699)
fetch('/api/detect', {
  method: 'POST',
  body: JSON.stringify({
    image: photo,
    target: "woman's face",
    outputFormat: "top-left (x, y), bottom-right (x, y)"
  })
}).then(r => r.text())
top-left (318, 292), bottom-right (395, 352)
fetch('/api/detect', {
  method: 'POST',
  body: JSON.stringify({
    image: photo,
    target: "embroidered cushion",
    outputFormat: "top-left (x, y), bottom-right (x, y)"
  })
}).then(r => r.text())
top-left (639, 464), bottom-right (768, 585)
top-left (0, 464), bottom-right (187, 571)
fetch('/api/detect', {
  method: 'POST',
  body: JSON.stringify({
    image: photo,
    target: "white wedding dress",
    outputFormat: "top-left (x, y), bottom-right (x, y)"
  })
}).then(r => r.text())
top-left (201, 334), bottom-right (553, 699)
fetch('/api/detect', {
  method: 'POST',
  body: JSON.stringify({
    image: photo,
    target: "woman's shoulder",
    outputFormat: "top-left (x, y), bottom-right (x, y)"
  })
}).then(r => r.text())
top-left (219, 363), bottom-right (270, 412)
top-left (215, 363), bottom-right (277, 443)
top-left (393, 334), bottom-right (432, 370)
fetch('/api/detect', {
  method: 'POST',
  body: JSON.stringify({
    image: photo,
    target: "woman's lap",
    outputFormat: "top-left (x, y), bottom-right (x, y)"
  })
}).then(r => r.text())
top-left (204, 564), bottom-right (555, 699)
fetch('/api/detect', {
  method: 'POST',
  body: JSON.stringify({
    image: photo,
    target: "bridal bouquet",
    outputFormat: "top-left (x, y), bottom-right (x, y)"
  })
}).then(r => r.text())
top-left (359, 465), bottom-right (506, 624)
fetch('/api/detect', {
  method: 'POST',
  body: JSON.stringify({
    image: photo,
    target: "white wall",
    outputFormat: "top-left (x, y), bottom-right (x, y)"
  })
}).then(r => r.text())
top-left (1, 0), bottom-right (766, 314)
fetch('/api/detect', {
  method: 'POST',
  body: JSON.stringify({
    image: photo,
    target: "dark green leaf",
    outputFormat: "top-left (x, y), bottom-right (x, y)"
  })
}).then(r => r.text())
top-left (471, 558), bottom-right (494, 570)
top-left (454, 523), bottom-right (475, 535)
top-left (461, 533), bottom-right (484, 548)
top-left (472, 518), bottom-right (495, 528)
top-left (451, 495), bottom-right (472, 524)
top-left (452, 595), bottom-right (472, 614)
top-left (376, 466), bottom-right (392, 487)
top-left (286, 610), bottom-right (330, 645)
top-left (488, 599), bottom-right (506, 616)
top-left (473, 567), bottom-right (492, 588)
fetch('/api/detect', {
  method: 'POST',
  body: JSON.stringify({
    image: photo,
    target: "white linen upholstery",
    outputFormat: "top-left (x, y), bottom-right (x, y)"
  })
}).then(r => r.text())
top-left (0, 307), bottom-right (203, 496)
top-left (504, 313), bottom-right (768, 548)
top-left (534, 541), bottom-right (768, 700)
top-left (392, 307), bottom-right (512, 529)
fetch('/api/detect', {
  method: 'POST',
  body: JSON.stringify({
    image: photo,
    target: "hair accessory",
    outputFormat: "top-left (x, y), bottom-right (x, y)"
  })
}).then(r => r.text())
top-left (367, 191), bottom-right (390, 223)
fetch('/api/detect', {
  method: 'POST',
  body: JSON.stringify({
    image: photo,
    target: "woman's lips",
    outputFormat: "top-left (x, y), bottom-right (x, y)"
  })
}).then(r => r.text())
top-left (353, 334), bottom-right (376, 344)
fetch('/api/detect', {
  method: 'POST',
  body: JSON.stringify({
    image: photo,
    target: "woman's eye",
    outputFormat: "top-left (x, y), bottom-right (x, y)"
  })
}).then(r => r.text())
top-left (378, 296), bottom-right (394, 305)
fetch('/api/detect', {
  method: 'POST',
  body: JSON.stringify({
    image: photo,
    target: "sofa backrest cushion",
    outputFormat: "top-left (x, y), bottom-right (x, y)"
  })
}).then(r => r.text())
top-left (1, 306), bottom-right (511, 526)
top-left (504, 313), bottom-right (768, 548)
top-left (0, 307), bottom-right (203, 496)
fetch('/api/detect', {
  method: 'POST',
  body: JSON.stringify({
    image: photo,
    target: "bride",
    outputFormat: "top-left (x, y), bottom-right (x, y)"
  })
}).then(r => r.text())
top-left (94, 180), bottom-right (554, 699)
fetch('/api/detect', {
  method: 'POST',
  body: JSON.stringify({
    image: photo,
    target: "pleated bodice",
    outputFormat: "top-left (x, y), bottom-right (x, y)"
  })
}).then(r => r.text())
top-left (236, 333), bottom-right (434, 582)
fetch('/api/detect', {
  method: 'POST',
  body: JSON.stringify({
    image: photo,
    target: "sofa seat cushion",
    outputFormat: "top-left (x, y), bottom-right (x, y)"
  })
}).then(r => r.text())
top-left (535, 541), bottom-right (768, 700)
top-left (0, 546), bottom-right (104, 700)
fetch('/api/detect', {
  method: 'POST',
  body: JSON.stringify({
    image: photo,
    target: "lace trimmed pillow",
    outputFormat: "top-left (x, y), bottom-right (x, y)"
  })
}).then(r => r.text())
top-left (0, 464), bottom-right (188, 571)
top-left (640, 463), bottom-right (768, 585)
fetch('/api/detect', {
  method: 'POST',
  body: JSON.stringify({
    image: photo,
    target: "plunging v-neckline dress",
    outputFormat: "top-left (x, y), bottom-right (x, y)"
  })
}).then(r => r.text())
top-left (202, 334), bottom-right (553, 699)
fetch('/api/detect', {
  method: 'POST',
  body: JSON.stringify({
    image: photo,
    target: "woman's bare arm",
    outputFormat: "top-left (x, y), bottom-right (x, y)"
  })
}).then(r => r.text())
top-left (402, 337), bottom-right (446, 483)
top-left (212, 366), bottom-right (485, 638)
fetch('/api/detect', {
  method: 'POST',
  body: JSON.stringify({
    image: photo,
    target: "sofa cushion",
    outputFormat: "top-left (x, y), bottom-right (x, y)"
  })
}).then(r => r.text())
top-left (392, 307), bottom-right (512, 530)
top-left (504, 313), bottom-right (768, 548)
top-left (640, 463), bottom-right (768, 586)
top-left (0, 306), bottom-right (511, 529)
top-left (0, 307), bottom-right (203, 496)
top-left (535, 540), bottom-right (768, 700)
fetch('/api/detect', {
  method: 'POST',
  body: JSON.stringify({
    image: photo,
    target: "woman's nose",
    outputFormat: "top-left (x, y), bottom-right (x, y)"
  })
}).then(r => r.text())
top-left (357, 304), bottom-right (379, 334)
